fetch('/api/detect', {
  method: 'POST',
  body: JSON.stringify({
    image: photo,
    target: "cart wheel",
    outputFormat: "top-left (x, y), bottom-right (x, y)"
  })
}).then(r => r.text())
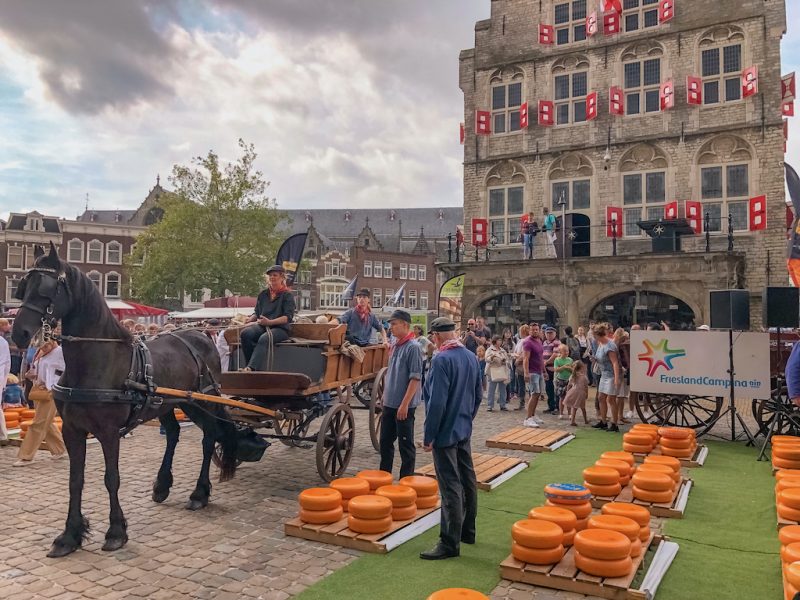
top-left (635, 392), bottom-right (723, 437)
top-left (212, 442), bottom-right (243, 469)
top-left (752, 385), bottom-right (800, 437)
top-left (354, 380), bottom-right (373, 409)
top-left (316, 403), bottom-right (355, 482)
top-left (369, 367), bottom-right (387, 452)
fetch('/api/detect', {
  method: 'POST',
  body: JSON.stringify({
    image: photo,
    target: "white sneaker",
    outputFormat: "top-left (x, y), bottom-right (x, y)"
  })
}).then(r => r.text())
top-left (523, 417), bottom-right (540, 428)
top-left (534, 417), bottom-right (544, 424)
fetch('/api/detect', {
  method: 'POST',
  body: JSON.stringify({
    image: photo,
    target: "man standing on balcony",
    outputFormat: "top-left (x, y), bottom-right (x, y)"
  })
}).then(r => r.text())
top-left (543, 207), bottom-right (557, 259)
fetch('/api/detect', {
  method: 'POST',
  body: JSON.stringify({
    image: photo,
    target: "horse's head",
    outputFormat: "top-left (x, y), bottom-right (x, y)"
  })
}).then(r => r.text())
top-left (12, 242), bottom-right (72, 348)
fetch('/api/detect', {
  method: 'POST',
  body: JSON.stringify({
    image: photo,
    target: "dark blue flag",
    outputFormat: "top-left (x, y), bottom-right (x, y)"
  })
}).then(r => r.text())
top-left (342, 277), bottom-right (358, 302)
top-left (275, 233), bottom-right (308, 286)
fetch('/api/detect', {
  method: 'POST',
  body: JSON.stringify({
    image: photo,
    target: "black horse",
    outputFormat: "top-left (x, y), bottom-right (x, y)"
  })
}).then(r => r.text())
top-left (11, 243), bottom-right (239, 558)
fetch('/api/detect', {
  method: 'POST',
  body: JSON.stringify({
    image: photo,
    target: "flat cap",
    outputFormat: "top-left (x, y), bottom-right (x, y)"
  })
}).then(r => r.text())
top-left (430, 317), bottom-right (456, 332)
top-left (388, 309), bottom-right (411, 323)
top-left (265, 264), bottom-right (285, 274)
top-left (356, 288), bottom-right (371, 297)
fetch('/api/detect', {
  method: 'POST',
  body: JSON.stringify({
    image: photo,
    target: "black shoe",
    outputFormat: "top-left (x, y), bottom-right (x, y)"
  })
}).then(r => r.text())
top-left (592, 421), bottom-right (607, 430)
top-left (420, 544), bottom-right (459, 560)
top-left (607, 424), bottom-right (620, 432)
top-left (461, 535), bottom-right (475, 545)
top-left (500, 407), bottom-right (508, 411)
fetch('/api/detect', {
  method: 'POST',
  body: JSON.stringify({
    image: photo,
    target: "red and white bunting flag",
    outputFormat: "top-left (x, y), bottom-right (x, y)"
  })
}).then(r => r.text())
top-left (686, 76), bottom-right (703, 105)
top-left (658, 0), bottom-right (674, 23)
top-left (742, 66), bottom-right (759, 98)
top-left (603, 11), bottom-right (620, 35)
top-left (538, 100), bottom-right (554, 126)
top-left (660, 80), bottom-right (674, 111)
top-left (606, 206), bottom-right (623, 238)
top-left (664, 201), bottom-right (678, 220)
top-left (586, 92), bottom-right (598, 121)
top-left (476, 110), bottom-right (491, 135)
top-left (459, 122), bottom-right (465, 144)
top-left (749, 195), bottom-right (767, 231)
top-left (783, 72), bottom-right (796, 102)
top-left (520, 102), bottom-right (529, 129)
top-left (587, 12), bottom-right (598, 36)
top-left (602, 0), bottom-right (622, 13)
top-left (609, 86), bottom-right (624, 115)
top-left (539, 24), bottom-right (554, 45)
top-left (685, 201), bottom-right (703, 234)
top-left (472, 218), bottom-right (488, 247)
top-left (784, 101), bottom-right (795, 118)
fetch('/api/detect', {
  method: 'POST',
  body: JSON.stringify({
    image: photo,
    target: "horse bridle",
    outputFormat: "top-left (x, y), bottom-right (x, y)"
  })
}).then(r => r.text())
top-left (15, 266), bottom-right (70, 340)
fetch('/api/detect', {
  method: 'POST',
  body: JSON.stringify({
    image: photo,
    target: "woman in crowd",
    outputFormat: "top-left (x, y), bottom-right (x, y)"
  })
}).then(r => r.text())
top-left (576, 326), bottom-right (590, 381)
top-left (484, 336), bottom-right (510, 411)
top-left (613, 327), bottom-right (631, 424)
top-left (591, 323), bottom-right (621, 432)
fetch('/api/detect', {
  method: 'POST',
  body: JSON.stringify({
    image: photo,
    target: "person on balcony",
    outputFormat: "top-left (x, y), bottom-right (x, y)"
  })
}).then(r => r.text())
top-left (337, 288), bottom-right (388, 347)
top-left (542, 207), bottom-right (557, 259)
top-left (240, 265), bottom-right (295, 371)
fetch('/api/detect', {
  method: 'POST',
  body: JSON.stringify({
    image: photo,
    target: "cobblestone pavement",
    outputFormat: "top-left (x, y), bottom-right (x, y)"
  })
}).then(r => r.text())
top-left (0, 388), bottom-right (750, 599)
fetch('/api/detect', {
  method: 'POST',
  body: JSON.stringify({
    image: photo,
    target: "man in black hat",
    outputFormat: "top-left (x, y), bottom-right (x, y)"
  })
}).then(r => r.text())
top-left (419, 316), bottom-right (482, 561)
top-left (337, 287), bottom-right (387, 347)
top-left (240, 265), bottom-right (296, 371)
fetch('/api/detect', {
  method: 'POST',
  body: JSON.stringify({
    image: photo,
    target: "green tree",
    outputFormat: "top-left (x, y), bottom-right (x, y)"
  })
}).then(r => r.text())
top-left (128, 140), bottom-right (285, 306)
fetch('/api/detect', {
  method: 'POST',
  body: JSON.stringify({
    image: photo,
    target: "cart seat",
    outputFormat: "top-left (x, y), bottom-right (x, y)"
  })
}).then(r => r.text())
top-left (223, 323), bottom-right (346, 350)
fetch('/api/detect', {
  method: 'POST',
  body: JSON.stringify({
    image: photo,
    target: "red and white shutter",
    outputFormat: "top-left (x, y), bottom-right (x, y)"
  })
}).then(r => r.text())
top-left (664, 201), bottom-right (678, 220)
top-left (520, 102), bottom-right (529, 129)
top-left (660, 80), bottom-right (674, 111)
top-left (686, 76), bottom-right (702, 105)
top-left (539, 24), bottom-right (554, 45)
top-left (587, 11), bottom-right (598, 36)
top-left (459, 122), bottom-right (465, 144)
top-left (749, 195), bottom-right (767, 231)
top-left (685, 201), bottom-right (703, 234)
top-left (602, 0), bottom-right (622, 12)
top-left (742, 66), bottom-right (759, 98)
top-left (472, 218), bottom-right (489, 247)
top-left (538, 100), bottom-right (554, 126)
top-left (658, 0), bottom-right (674, 23)
top-left (609, 86), bottom-right (624, 115)
top-left (784, 102), bottom-right (795, 118)
top-left (475, 110), bottom-right (491, 135)
top-left (606, 206), bottom-right (623, 237)
top-left (586, 92), bottom-right (598, 121)
top-left (783, 72), bottom-right (796, 102)
top-left (603, 11), bottom-right (620, 35)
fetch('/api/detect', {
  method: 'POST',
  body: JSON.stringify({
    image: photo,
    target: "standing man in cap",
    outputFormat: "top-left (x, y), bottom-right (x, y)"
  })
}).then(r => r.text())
top-left (379, 309), bottom-right (423, 478)
top-left (420, 316), bottom-right (482, 561)
top-left (337, 288), bottom-right (388, 347)
top-left (240, 265), bottom-right (296, 371)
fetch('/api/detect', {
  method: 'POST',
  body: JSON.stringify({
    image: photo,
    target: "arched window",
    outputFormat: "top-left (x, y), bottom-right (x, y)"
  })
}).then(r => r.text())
top-left (621, 41), bottom-right (664, 115)
top-left (699, 26), bottom-right (745, 106)
top-left (87, 240), bottom-right (103, 263)
top-left (67, 239), bottom-right (84, 263)
top-left (486, 161), bottom-right (527, 246)
top-left (105, 272), bottom-right (120, 298)
top-left (106, 241), bottom-right (122, 265)
top-left (489, 67), bottom-right (524, 135)
top-left (87, 271), bottom-right (102, 289)
top-left (552, 55), bottom-right (589, 126)
top-left (554, 0), bottom-right (587, 45)
top-left (697, 135), bottom-right (752, 232)
top-left (548, 153), bottom-right (593, 211)
top-left (619, 144), bottom-right (669, 237)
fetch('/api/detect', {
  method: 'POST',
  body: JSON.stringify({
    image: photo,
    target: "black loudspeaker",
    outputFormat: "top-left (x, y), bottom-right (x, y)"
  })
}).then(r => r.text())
top-left (763, 287), bottom-right (800, 328)
top-left (709, 290), bottom-right (751, 330)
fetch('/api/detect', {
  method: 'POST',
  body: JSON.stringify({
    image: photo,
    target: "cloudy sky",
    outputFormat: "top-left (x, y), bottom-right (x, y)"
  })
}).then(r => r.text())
top-left (0, 1), bottom-right (797, 219)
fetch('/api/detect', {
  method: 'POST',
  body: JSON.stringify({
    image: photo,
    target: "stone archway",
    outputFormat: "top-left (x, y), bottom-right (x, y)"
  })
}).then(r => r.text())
top-left (467, 289), bottom-right (563, 333)
top-left (588, 289), bottom-right (697, 329)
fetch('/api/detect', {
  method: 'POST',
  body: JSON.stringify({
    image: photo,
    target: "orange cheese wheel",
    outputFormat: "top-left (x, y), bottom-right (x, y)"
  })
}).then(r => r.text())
top-left (392, 504), bottom-right (418, 521)
top-left (575, 517), bottom-right (589, 531)
top-left (631, 472), bottom-right (673, 492)
top-left (601, 451), bottom-right (635, 467)
top-left (643, 455), bottom-right (681, 473)
top-left (347, 494), bottom-right (393, 519)
top-left (595, 458), bottom-right (632, 478)
top-left (777, 469), bottom-right (800, 481)
top-left (574, 529), bottom-right (631, 560)
top-left (623, 432), bottom-right (653, 446)
top-left (659, 446), bottom-right (694, 459)
top-left (298, 488), bottom-right (343, 511)
top-left (583, 466), bottom-right (621, 486)
top-left (636, 464), bottom-right (680, 486)
top-left (348, 514), bottom-right (393, 534)
top-left (585, 482), bottom-right (622, 497)
top-left (778, 503), bottom-right (800, 523)
top-left (20, 420), bottom-right (33, 432)
top-left (375, 485), bottom-right (418, 508)
top-left (629, 537), bottom-right (643, 558)
top-left (544, 483), bottom-right (592, 505)
top-left (20, 409), bottom-right (35, 419)
top-left (356, 469), bottom-right (393, 491)
top-left (632, 486), bottom-right (674, 504)
top-left (659, 437), bottom-right (693, 450)
top-left (527, 506), bottom-right (578, 532)
top-left (631, 423), bottom-right (660, 432)
top-left (426, 589), bottom-right (490, 600)
top-left (781, 489), bottom-right (800, 511)
top-left (415, 494), bottom-right (439, 509)
top-left (299, 506), bottom-right (344, 524)
top-left (587, 514), bottom-right (640, 541)
top-left (630, 427), bottom-right (658, 442)
top-left (619, 475), bottom-right (631, 487)
top-left (601, 502), bottom-right (651, 527)
top-left (546, 499), bottom-right (593, 519)
top-left (776, 447), bottom-right (800, 462)
top-left (511, 519), bottom-right (564, 549)
top-left (639, 526), bottom-right (651, 542)
top-left (774, 457), bottom-right (800, 470)
top-left (623, 442), bottom-right (653, 454)
top-left (786, 562), bottom-right (800, 589)
top-left (575, 552), bottom-right (633, 578)
top-left (658, 427), bottom-right (695, 440)
top-left (778, 483), bottom-right (800, 499)
top-left (774, 436), bottom-right (800, 445)
top-left (399, 475), bottom-right (438, 496)
top-left (785, 581), bottom-right (799, 600)
top-left (331, 477), bottom-right (371, 499)
top-left (563, 529), bottom-right (576, 546)
top-left (5, 420), bottom-right (19, 428)
top-left (782, 542), bottom-right (800, 565)
top-left (511, 542), bottom-right (565, 565)
top-left (780, 525), bottom-right (800, 547)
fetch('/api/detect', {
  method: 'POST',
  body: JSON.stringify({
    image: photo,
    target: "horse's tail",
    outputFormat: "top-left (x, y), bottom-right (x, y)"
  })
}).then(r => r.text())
top-left (216, 411), bottom-right (238, 483)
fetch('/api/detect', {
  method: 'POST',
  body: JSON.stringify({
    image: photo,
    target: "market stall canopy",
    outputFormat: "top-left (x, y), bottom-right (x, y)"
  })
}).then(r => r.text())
top-left (170, 307), bottom-right (252, 320)
top-left (105, 299), bottom-right (135, 311)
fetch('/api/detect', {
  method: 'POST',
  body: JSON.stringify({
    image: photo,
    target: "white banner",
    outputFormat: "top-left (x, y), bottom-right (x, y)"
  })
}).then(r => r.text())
top-left (629, 331), bottom-right (770, 400)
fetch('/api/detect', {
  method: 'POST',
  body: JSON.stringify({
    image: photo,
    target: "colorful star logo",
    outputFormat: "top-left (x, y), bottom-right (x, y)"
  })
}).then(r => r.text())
top-left (637, 339), bottom-right (686, 377)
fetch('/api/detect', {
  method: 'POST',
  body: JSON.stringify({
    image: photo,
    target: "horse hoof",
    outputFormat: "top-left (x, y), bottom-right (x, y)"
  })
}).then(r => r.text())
top-left (152, 490), bottom-right (169, 503)
top-left (185, 499), bottom-right (207, 511)
top-left (102, 536), bottom-right (128, 552)
top-left (47, 543), bottom-right (78, 558)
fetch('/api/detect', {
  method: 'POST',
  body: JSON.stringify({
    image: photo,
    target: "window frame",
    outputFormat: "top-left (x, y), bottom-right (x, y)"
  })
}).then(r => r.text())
top-left (399, 263), bottom-right (408, 279)
top-left (621, 170), bottom-right (667, 237)
top-left (551, 178), bottom-right (592, 212)
top-left (554, 70), bottom-right (589, 126)
top-left (487, 185), bottom-right (525, 246)
top-left (87, 270), bottom-right (102, 290)
top-left (363, 261), bottom-right (372, 278)
top-left (372, 288), bottom-right (382, 307)
top-left (6, 277), bottom-right (20, 303)
top-left (699, 162), bottom-right (750, 233)
top-left (621, 0), bottom-right (660, 34)
top-left (554, 0), bottom-right (588, 46)
top-left (408, 289), bottom-right (418, 310)
top-left (623, 57), bottom-right (662, 116)
top-left (105, 272), bottom-right (121, 298)
top-left (383, 262), bottom-right (392, 279)
top-left (106, 240), bottom-right (123, 265)
top-left (418, 265), bottom-right (427, 281)
top-left (700, 42), bottom-right (743, 106)
top-left (6, 245), bottom-right (23, 270)
top-left (67, 239), bottom-right (84, 263)
top-left (491, 81), bottom-right (524, 135)
top-left (87, 240), bottom-right (104, 264)
top-left (420, 291), bottom-right (429, 310)
top-left (374, 261), bottom-right (382, 279)
top-left (320, 282), bottom-right (348, 308)
top-left (409, 265), bottom-right (418, 281)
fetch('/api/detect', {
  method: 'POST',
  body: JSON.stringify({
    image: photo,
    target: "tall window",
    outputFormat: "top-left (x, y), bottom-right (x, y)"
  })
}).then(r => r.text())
top-left (555, 70), bottom-right (588, 125)
top-left (320, 283), bottom-right (347, 308)
top-left (67, 239), bottom-right (84, 263)
top-left (551, 180), bottom-right (591, 211)
top-left (297, 270), bottom-right (311, 285)
top-left (622, 0), bottom-right (660, 33)
top-left (383, 262), bottom-right (392, 278)
top-left (324, 259), bottom-right (344, 277)
top-left (554, 0), bottom-right (587, 45)
top-left (420, 291), bottom-right (429, 310)
top-left (24, 246), bottom-right (36, 269)
top-left (372, 288), bottom-right (382, 307)
top-left (7, 246), bottom-right (23, 270)
top-left (701, 164), bottom-right (749, 232)
top-left (408, 290), bottom-right (418, 309)
top-left (399, 263), bottom-right (408, 279)
top-left (624, 58), bottom-right (661, 115)
top-left (622, 172), bottom-right (666, 236)
top-left (363, 261), bottom-right (373, 277)
top-left (374, 261), bottom-right (383, 278)
top-left (106, 241), bottom-right (122, 265)
top-left (87, 271), bottom-right (102, 289)
top-left (701, 43), bottom-right (742, 105)
top-left (418, 265), bottom-right (427, 281)
top-left (6, 278), bottom-right (20, 303)
top-left (105, 272), bottom-right (120, 297)
top-left (488, 186), bottom-right (524, 245)
top-left (492, 82), bottom-right (523, 134)
top-left (385, 289), bottom-right (394, 304)
top-left (409, 265), bottom-right (418, 280)
top-left (300, 292), bottom-right (311, 310)
top-left (87, 240), bottom-right (103, 263)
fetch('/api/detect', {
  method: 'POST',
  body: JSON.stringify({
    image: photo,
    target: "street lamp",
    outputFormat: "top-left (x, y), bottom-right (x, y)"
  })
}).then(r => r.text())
top-left (557, 191), bottom-right (567, 326)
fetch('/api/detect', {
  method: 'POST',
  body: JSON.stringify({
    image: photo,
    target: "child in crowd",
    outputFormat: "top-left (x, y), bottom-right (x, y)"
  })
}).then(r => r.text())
top-left (564, 360), bottom-right (590, 426)
top-left (3, 374), bottom-right (24, 408)
top-left (553, 344), bottom-right (574, 418)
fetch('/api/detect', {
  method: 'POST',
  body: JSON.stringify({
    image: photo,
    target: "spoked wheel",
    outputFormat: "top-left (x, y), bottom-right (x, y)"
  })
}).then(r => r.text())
top-left (316, 402), bottom-right (355, 482)
top-left (353, 380), bottom-right (373, 409)
top-left (635, 392), bottom-right (724, 437)
top-left (211, 442), bottom-right (243, 469)
top-left (274, 414), bottom-right (310, 448)
top-left (369, 367), bottom-right (387, 452)
top-left (752, 386), bottom-right (800, 437)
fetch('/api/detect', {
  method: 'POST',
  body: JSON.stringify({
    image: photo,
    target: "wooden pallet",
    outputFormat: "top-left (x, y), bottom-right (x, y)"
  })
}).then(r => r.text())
top-left (486, 428), bottom-right (575, 453)
top-left (500, 534), bottom-right (679, 600)
top-left (632, 445), bottom-right (708, 468)
top-left (590, 479), bottom-right (693, 519)
top-left (415, 453), bottom-right (529, 491)
top-left (284, 504), bottom-right (440, 553)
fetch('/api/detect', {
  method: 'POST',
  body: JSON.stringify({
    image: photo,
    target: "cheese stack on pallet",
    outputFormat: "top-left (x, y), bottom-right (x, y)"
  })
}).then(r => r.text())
top-left (601, 502), bottom-right (652, 542)
top-left (637, 463), bottom-right (680, 488)
top-left (778, 488), bottom-right (800, 524)
top-left (582, 466), bottom-right (622, 498)
top-left (400, 476), bottom-right (439, 509)
top-left (781, 527), bottom-right (800, 599)
top-left (573, 529), bottom-right (634, 578)
top-left (347, 495), bottom-right (393, 534)
top-left (544, 483), bottom-right (593, 531)
top-left (376, 485), bottom-right (418, 521)
top-left (773, 436), bottom-right (800, 471)
top-left (356, 469), bottom-right (393, 492)
top-left (330, 477), bottom-right (370, 512)
top-left (622, 430), bottom-right (656, 455)
top-left (786, 562), bottom-right (800, 600)
top-left (510, 519), bottom-right (565, 565)
top-left (587, 514), bottom-right (643, 558)
top-left (631, 470), bottom-right (674, 503)
top-left (657, 427), bottom-right (697, 459)
top-left (3, 408), bottom-right (21, 430)
top-left (298, 488), bottom-right (344, 524)
top-left (528, 505), bottom-right (578, 546)
top-left (644, 455), bottom-right (681, 474)
top-left (594, 458), bottom-right (634, 487)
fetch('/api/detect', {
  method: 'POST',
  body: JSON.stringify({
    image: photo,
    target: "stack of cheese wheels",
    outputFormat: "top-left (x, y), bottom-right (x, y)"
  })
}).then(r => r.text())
top-left (778, 488), bottom-right (800, 524)
top-left (20, 408), bottom-right (35, 420)
top-left (426, 588), bottom-right (489, 600)
top-left (3, 408), bottom-right (22, 430)
top-left (330, 477), bottom-right (370, 512)
top-left (510, 519), bottom-right (565, 565)
top-left (601, 502), bottom-right (652, 542)
top-left (298, 488), bottom-right (344, 524)
top-left (786, 562), bottom-right (800, 600)
top-left (780, 525), bottom-right (800, 551)
top-left (622, 430), bottom-right (656, 455)
top-left (587, 514), bottom-right (642, 558)
top-left (528, 505), bottom-right (578, 546)
top-left (773, 436), bottom-right (800, 471)
top-left (544, 483), bottom-right (593, 530)
top-left (347, 495), bottom-right (393, 534)
top-left (657, 427), bottom-right (697, 459)
top-left (582, 466), bottom-right (622, 498)
top-left (635, 463), bottom-right (679, 490)
top-left (356, 469), bottom-right (393, 492)
top-left (573, 529), bottom-right (633, 577)
top-left (595, 458), bottom-right (634, 487)
top-left (783, 543), bottom-right (800, 577)
top-left (631, 468), bottom-right (674, 503)
top-left (630, 424), bottom-right (660, 447)
top-left (400, 475), bottom-right (439, 509)
top-left (777, 475), bottom-right (800, 497)
top-left (643, 455), bottom-right (681, 474)
top-left (19, 419), bottom-right (34, 439)
top-left (376, 484), bottom-right (418, 521)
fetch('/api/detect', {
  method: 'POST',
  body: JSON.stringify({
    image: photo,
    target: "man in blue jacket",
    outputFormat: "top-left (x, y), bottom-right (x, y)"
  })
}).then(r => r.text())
top-left (419, 317), bottom-right (482, 560)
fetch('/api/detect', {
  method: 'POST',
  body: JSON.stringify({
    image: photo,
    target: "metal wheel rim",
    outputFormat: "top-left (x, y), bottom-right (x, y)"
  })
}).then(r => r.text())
top-left (369, 367), bottom-right (387, 452)
top-left (316, 403), bottom-right (355, 482)
top-left (635, 392), bottom-right (723, 437)
top-left (752, 390), bottom-right (800, 437)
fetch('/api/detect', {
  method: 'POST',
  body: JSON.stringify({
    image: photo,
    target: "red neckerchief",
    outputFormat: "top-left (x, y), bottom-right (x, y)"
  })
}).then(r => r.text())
top-left (355, 303), bottom-right (371, 324)
top-left (268, 284), bottom-right (288, 301)
top-left (390, 331), bottom-right (415, 356)
top-left (438, 339), bottom-right (464, 352)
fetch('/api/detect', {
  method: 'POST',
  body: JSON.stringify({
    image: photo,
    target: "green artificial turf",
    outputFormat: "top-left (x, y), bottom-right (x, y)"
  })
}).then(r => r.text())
top-left (296, 430), bottom-right (782, 600)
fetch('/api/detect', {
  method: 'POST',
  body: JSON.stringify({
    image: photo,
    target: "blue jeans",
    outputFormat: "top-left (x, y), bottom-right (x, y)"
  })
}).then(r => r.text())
top-left (487, 380), bottom-right (507, 409)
